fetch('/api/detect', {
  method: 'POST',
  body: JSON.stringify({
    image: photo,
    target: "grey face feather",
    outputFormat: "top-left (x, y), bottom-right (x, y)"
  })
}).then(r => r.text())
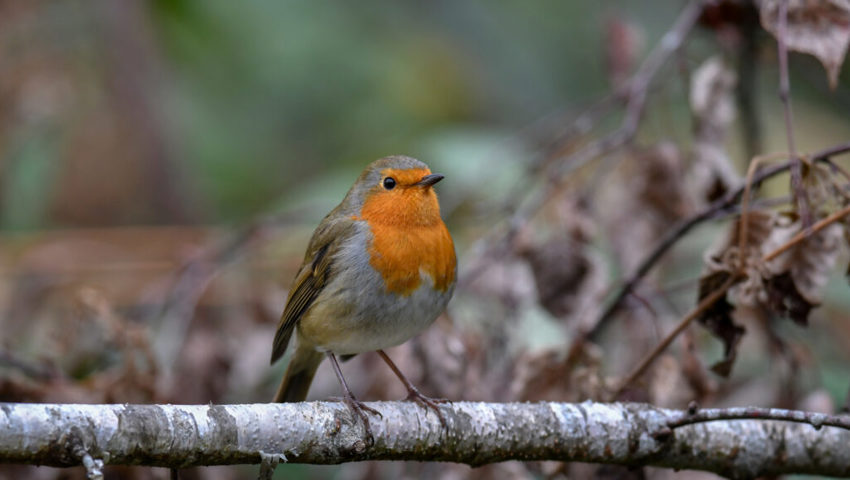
top-left (339, 155), bottom-right (430, 216)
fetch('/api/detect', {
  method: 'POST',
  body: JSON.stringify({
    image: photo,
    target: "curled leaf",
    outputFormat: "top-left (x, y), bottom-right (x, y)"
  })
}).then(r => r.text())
top-left (703, 202), bottom-right (843, 335)
top-left (689, 56), bottom-right (741, 204)
top-left (763, 220), bottom-right (843, 323)
top-left (697, 211), bottom-right (770, 375)
top-left (759, 0), bottom-right (850, 89)
top-left (696, 270), bottom-right (746, 377)
top-left (765, 271), bottom-right (813, 325)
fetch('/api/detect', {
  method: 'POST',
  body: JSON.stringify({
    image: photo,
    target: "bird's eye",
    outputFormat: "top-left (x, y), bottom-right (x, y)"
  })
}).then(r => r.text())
top-left (382, 177), bottom-right (396, 190)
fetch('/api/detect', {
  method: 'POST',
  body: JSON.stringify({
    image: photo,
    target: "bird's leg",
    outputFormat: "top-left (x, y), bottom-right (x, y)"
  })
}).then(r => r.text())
top-left (376, 349), bottom-right (448, 427)
top-left (327, 352), bottom-right (381, 444)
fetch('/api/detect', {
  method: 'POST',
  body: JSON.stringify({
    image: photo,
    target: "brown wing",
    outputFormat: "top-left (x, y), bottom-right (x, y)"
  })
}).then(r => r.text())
top-left (269, 215), bottom-right (351, 364)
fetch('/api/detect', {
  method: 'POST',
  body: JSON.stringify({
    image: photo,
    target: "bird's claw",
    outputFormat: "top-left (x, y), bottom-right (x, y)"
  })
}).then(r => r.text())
top-left (404, 386), bottom-right (449, 428)
top-left (331, 395), bottom-right (383, 445)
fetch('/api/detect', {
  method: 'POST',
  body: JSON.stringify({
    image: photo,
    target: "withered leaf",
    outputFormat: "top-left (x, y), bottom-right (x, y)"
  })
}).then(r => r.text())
top-left (764, 221), bottom-right (842, 307)
top-left (765, 271), bottom-right (813, 325)
top-left (690, 56), bottom-right (737, 134)
top-left (697, 270), bottom-right (746, 377)
top-left (523, 242), bottom-right (590, 318)
top-left (729, 209), bottom-right (775, 254)
top-left (688, 55), bottom-right (741, 205)
top-left (634, 143), bottom-right (690, 222)
top-left (702, 209), bottom-right (775, 298)
top-left (759, 0), bottom-right (850, 89)
top-left (710, 335), bottom-right (743, 377)
top-left (603, 143), bottom-right (691, 274)
top-left (605, 15), bottom-right (644, 89)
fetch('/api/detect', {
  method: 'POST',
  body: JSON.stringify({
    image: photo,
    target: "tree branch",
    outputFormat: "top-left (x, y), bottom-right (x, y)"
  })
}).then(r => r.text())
top-left (611, 273), bottom-right (740, 397)
top-left (583, 140), bottom-right (850, 343)
top-left (553, 0), bottom-right (709, 178)
top-left (503, 0), bottom-right (709, 235)
top-left (776, 0), bottom-right (811, 227)
top-left (664, 404), bottom-right (850, 432)
top-left (2, 402), bottom-right (850, 478)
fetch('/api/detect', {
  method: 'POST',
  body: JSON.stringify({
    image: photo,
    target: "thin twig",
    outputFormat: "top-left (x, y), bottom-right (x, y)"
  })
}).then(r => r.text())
top-left (554, 0), bottom-right (708, 178)
top-left (823, 156), bottom-right (850, 183)
top-left (610, 273), bottom-right (740, 399)
top-left (762, 202), bottom-right (850, 263)
top-left (737, 153), bottom-right (788, 273)
top-left (505, 0), bottom-right (709, 235)
top-left (611, 186), bottom-right (850, 398)
top-left (735, 3), bottom-right (763, 160)
top-left (776, 0), bottom-right (811, 227)
top-left (664, 405), bottom-right (850, 433)
top-left (582, 165), bottom-right (776, 345)
top-left (534, 94), bottom-right (620, 172)
top-left (815, 140), bottom-right (850, 160)
top-left (582, 141), bottom-right (850, 344)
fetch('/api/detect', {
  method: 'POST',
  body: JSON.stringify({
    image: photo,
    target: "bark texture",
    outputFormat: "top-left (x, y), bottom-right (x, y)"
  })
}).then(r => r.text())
top-left (1, 401), bottom-right (849, 478)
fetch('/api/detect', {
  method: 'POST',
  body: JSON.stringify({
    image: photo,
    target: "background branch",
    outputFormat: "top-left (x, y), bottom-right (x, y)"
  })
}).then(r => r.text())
top-left (582, 140), bottom-right (850, 344)
top-left (776, 0), bottom-right (811, 226)
top-left (504, 0), bottom-right (708, 234)
top-left (665, 405), bottom-right (850, 432)
top-left (552, 0), bottom-right (708, 178)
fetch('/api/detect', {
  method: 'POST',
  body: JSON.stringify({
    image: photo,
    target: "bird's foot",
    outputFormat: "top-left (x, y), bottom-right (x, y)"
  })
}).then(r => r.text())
top-left (404, 385), bottom-right (449, 428)
top-left (331, 394), bottom-right (382, 446)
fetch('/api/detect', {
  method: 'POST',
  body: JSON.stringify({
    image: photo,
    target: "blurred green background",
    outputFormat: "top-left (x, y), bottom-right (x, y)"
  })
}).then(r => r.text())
top-left (1, 0), bottom-right (689, 229)
top-left (3, 0), bottom-right (848, 230)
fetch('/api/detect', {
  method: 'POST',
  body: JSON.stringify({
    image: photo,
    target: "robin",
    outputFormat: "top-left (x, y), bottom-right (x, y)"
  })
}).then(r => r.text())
top-left (270, 155), bottom-right (456, 439)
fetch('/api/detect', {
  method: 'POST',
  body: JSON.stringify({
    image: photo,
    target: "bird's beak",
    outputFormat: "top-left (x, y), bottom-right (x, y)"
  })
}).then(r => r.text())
top-left (414, 173), bottom-right (444, 187)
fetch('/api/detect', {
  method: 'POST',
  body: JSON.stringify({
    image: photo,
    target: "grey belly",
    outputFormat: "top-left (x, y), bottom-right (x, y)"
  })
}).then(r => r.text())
top-left (296, 222), bottom-right (453, 354)
top-left (299, 273), bottom-right (451, 354)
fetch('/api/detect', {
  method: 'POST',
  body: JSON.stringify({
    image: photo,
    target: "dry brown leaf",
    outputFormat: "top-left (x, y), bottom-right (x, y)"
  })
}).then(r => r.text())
top-left (634, 143), bottom-right (691, 221)
top-left (605, 14), bottom-right (645, 89)
top-left (602, 142), bottom-right (691, 274)
top-left (691, 56), bottom-right (738, 134)
top-left (696, 270), bottom-right (745, 377)
top-left (518, 235), bottom-right (605, 321)
top-left (681, 329), bottom-right (717, 400)
top-left (701, 206), bottom-right (844, 359)
top-left (762, 219), bottom-right (843, 323)
top-left (510, 344), bottom-right (606, 402)
top-left (688, 56), bottom-right (741, 204)
top-left (513, 192), bottom-right (606, 325)
top-left (703, 210), bottom-right (774, 307)
top-left (697, 210), bottom-right (777, 376)
top-left (728, 209), bottom-right (776, 255)
top-left (803, 162), bottom-right (842, 214)
top-left (765, 271), bottom-right (814, 324)
top-left (759, 0), bottom-right (850, 89)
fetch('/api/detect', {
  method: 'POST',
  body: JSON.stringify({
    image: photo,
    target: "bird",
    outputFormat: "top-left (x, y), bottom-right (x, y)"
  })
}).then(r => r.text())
top-left (270, 155), bottom-right (456, 440)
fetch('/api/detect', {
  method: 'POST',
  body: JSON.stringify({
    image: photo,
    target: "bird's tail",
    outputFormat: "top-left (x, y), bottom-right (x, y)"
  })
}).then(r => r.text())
top-left (274, 346), bottom-right (324, 402)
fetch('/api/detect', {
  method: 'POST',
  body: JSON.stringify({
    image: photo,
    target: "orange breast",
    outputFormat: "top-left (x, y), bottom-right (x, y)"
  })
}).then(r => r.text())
top-left (358, 185), bottom-right (456, 296)
top-left (365, 221), bottom-right (456, 296)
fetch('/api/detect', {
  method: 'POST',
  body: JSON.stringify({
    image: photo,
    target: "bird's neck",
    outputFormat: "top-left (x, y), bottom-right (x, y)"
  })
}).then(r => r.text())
top-left (359, 189), bottom-right (443, 228)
